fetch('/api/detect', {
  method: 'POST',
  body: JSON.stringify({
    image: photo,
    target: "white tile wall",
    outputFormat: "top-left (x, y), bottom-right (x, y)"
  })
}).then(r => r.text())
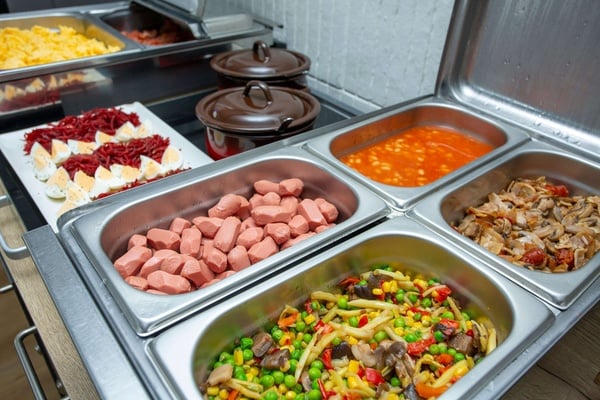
top-left (205, 0), bottom-right (455, 113)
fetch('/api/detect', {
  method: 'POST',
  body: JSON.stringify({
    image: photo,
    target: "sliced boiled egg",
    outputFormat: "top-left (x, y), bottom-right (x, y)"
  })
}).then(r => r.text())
top-left (114, 121), bottom-right (137, 142)
top-left (4, 84), bottom-right (26, 100)
top-left (65, 180), bottom-right (90, 207)
top-left (50, 139), bottom-right (71, 165)
top-left (73, 171), bottom-right (96, 195)
top-left (67, 139), bottom-right (96, 155)
top-left (94, 165), bottom-right (124, 191)
top-left (161, 145), bottom-right (183, 172)
top-left (44, 167), bottom-right (70, 199)
top-left (31, 142), bottom-right (57, 182)
top-left (139, 155), bottom-right (165, 180)
top-left (26, 78), bottom-right (45, 93)
top-left (95, 130), bottom-right (115, 146)
top-left (111, 164), bottom-right (140, 185)
top-left (135, 120), bottom-right (153, 138)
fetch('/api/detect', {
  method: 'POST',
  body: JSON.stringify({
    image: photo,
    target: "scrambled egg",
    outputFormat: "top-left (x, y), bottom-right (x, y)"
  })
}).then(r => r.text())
top-left (0, 25), bottom-right (120, 69)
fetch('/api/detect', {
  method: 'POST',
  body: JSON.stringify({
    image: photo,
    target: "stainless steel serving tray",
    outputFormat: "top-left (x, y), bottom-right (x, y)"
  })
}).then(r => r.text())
top-left (148, 216), bottom-right (554, 400)
top-left (304, 97), bottom-right (529, 210)
top-left (58, 146), bottom-right (390, 336)
top-left (0, 11), bottom-right (143, 73)
top-left (412, 139), bottom-right (600, 309)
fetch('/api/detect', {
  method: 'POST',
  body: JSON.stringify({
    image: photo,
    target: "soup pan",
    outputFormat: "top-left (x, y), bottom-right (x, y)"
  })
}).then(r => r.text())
top-left (60, 146), bottom-right (389, 336)
top-left (412, 139), bottom-right (600, 309)
top-left (304, 98), bottom-right (529, 209)
top-left (147, 217), bottom-right (553, 400)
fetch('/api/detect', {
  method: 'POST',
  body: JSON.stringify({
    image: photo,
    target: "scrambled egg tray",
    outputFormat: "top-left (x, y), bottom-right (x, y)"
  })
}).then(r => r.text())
top-left (0, 25), bottom-right (121, 69)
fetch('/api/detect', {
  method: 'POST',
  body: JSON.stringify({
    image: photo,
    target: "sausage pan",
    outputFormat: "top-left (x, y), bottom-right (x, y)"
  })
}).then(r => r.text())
top-left (58, 146), bottom-right (390, 336)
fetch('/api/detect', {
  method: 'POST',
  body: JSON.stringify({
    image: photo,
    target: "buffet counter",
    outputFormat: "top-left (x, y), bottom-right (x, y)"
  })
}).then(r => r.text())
top-left (1, 1), bottom-right (600, 399)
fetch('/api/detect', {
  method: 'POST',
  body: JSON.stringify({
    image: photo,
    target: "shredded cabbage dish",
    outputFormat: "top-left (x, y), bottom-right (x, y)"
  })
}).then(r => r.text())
top-left (201, 263), bottom-right (497, 400)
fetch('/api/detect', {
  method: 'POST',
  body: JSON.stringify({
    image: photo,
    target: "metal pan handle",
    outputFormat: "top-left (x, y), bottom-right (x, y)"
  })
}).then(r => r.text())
top-left (14, 326), bottom-right (50, 400)
top-left (0, 194), bottom-right (30, 259)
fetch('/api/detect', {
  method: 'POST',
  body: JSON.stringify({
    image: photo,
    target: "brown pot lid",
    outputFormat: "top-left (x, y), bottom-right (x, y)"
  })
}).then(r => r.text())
top-left (196, 80), bottom-right (320, 134)
top-left (210, 40), bottom-right (310, 79)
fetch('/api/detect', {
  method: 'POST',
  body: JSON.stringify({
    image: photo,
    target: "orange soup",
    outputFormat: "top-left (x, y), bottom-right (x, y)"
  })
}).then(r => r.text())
top-left (340, 125), bottom-right (494, 187)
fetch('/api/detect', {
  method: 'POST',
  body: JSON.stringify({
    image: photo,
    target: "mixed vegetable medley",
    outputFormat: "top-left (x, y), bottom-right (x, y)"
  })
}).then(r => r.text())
top-left (201, 263), bottom-right (497, 399)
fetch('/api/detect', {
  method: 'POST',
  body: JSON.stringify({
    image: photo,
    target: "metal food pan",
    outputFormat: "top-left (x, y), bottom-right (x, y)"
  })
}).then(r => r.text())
top-left (0, 12), bottom-right (141, 71)
top-left (147, 216), bottom-right (553, 400)
top-left (304, 97), bottom-right (529, 210)
top-left (412, 139), bottom-right (600, 309)
top-left (59, 146), bottom-right (389, 336)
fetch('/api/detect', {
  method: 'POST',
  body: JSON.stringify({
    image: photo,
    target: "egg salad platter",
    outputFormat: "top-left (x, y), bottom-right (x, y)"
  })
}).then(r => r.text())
top-left (0, 101), bottom-right (213, 232)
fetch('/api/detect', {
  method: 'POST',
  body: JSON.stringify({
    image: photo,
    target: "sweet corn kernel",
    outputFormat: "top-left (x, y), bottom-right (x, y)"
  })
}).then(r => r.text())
top-left (249, 367), bottom-right (259, 377)
top-left (347, 336), bottom-right (359, 345)
top-left (372, 288), bottom-right (383, 296)
top-left (466, 320), bottom-right (473, 330)
top-left (278, 383), bottom-right (288, 393)
top-left (388, 394), bottom-right (400, 400)
top-left (206, 386), bottom-right (219, 396)
top-left (304, 314), bottom-right (316, 325)
top-left (279, 333), bottom-right (291, 346)
top-left (219, 389), bottom-right (229, 399)
top-left (455, 364), bottom-right (469, 377)
top-left (348, 376), bottom-right (360, 389)
top-left (394, 327), bottom-right (404, 336)
top-left (382, 281), bottom-right (392, 293)
top-left (286, 391), bottom-right (296, 399)
top-left (414, 279), bottom-right (428, 290)
top-left (233, 348), bottom-right (244, 366)
top-left (348, 360), bottom-right (360, 374)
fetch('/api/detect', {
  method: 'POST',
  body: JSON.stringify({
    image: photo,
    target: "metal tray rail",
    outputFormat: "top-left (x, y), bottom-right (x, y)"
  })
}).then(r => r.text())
top-left (411, 139), bottom-right (600, 309)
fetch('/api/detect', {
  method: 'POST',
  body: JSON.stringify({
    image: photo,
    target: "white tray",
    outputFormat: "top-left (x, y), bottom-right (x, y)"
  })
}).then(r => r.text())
top-left (0, 101), bottom-right (213, 231)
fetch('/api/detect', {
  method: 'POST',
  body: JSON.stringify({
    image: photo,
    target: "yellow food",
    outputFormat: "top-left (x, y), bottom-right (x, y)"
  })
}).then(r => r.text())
top-left (0, 25), bottom-right (119, 69)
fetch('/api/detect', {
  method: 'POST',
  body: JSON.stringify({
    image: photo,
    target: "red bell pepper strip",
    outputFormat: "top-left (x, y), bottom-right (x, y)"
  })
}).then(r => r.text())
top-left (321, 348), bottom-right (333, 370)
top-left (364, 367), bottom-right (386, 385)
top-left (432, 285), bottom-right (452, 302)
top-left (317, 379), bottom-right (335, 399)
top-left (407, 336), bottom-right (436, 356)
top-left (358, 314), bottom-right (369, 328)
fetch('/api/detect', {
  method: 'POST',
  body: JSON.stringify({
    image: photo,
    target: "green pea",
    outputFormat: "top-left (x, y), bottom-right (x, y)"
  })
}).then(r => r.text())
top-left (331, 337), bottom-right (341, 346)
top-left (272, 370), bottom-right (285, 385)
top-left (429, 344), bottom-right (440, 355)
top-left (431, 316), bottom-right (441, 324)
top-left (260, 374), bottom-right (275, 388)
top-left (348, 316), bottom-right (359, 327)
top-left (442, 311), bottom-right (455, 320)
top-left (293, 340), bottom-right (302, 349)
top-left (295, 320), bottom-right (306, 332)
top-left (374, 330), bottom-right (388, 343)
top-left (218, 351), bottom-right (232, 362)
top-left (288, 359), bottom-right (298, 374)
top-left (395, 289), bottom-right (405, 302)
top-left (389, 376), bottom-right (401, 387)
top-left (394, 317), bottom-right (406, 328)
top-left (243, 348), bottom-right (254, 361)
top-left (291, 348), bottom-right (302, 360)
top-left (308, 367), bottom-right (322, 380)
top-left (234, 371), bottom-right (247, 381)
top-left (311, 301), bottom-right (320, 311)
top-left (413, 312), bottom-right (422, 321)
top-left (454, 352), bottom-right (465, 361)
top-left (447, 348), bottom-right (457, 356)
top-left (263, 390), bottom-right (279, 400)
top-left (438, 343), bottom-right (448, 353)
top-left (284, 374), bottom-right (296, 388)
top-left (239, 337), bottom-right (253, 349)
top-left (404, 333), bottom-right (418, 343)
top-left (337, 296), bottom-right (348, 309)
top-left (271, 328), bottom-right (284, 342)
top-left (421, 297), bottom-right (432, 308)
top-left (434, 330), bottom-right (446, 342)
top-left (408, 293), bottom-right (419, 304)
top-left (311, 360), bottom-right (324, 370)
top-left (358, 279), bottom-right (368, 286)
top-left (461, 312), bottom-right (471, 321)
top-left (307, 389), bottom-right (322, 400)
top-left (303, 333), bottom-right (313, 344)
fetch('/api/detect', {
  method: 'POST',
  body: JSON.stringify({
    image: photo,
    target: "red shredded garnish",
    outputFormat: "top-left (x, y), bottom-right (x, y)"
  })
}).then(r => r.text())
top-left (61, 135), bottom-right (170, 179)
top-left (23, 107), bottom-right (141, 154)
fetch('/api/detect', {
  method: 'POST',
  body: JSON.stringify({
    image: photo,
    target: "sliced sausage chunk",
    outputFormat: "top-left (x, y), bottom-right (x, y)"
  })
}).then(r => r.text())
top-left (254, 179), bottom-right (280, 195)
top-left (314, 198), bottom-right (339, 223)
top-left (169, 217), bottom-right (192, 235)
top-left (278, 178), bottom-right (304, 197)
top-left (237, 226), bottom-right (264, 249)
top-left (181, 259), bottom-right (214, 287)
top-left (180, 226), bottom-right (202, 258)
top-left (114, 246), bottom-right (152, 278)
top-left (127, 234), bottom-right (147, 250)
top-left (251, 205), bottom-right (293, 225)
top-left (228, 245), bottom-right (251, 271)
top-left (208, 193), bottom-right (243, 219)
top-left (288, 214), bottom-right (309, 237)
top-left (213, 216), bottom-right (242, 253)
top-left (147, 270), bottom-right (191, 294)
top-left (192, 216), bottom-right (224, 238)
top-left (125, 276), bottom-right (148, 291)
top-left (264, 223), bottom-right (291, 245)
top-left (147, 228), bottom-right (181, 251)
top-left (160, 254), bottom-right (185, 275)
top-left (248, 236), bottom-right (279, 264)
top-left (297, 199), bottom-right (327, 230)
